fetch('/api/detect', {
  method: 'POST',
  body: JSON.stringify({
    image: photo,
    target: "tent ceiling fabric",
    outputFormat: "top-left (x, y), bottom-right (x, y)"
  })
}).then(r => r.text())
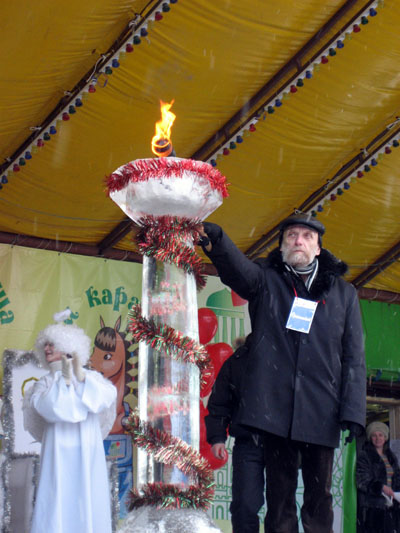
top-left (1, 0), bottom-right (400, 294)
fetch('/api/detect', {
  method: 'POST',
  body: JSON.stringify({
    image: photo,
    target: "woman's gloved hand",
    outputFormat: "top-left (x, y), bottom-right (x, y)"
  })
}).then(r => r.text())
top-left (72, 352), bottom-right (86, 382)
top-left (61, 354), bottom-right (73, 386)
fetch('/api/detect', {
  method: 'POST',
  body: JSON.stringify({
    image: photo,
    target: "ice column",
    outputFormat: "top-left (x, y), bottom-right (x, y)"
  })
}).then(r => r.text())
top-left (108, 157), bottom-right (226, 488)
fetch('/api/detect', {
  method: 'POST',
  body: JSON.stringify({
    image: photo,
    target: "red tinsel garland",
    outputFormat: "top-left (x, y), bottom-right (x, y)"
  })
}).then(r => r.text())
top-left (128, 304), bottom-right (212, 387)
top-left (112, 176), bottom-right (220, 512)
top-left (136, 215), bottom-right (206, 289)
top-left (126, 413), bottom-right (215, 510)
top-left (106, 157), bottom-right (229, 198)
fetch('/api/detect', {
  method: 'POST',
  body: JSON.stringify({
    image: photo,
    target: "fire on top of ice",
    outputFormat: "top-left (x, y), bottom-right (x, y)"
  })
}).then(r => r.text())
top-left (151, 100), bottom-right (176, 158)
top-left (106, 99), bottom-right (228, 223)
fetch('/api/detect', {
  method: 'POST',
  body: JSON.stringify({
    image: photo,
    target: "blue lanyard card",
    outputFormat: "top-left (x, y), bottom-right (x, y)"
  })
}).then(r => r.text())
top-left (286, 297), bottom-right (318, 334)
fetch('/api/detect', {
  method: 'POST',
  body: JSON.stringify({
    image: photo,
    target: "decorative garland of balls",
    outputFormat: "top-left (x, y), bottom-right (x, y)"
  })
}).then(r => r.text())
top-left (125, 413), bottom-right (215, 510)
top-left (308, 133), bottom-right (400, 218)
top-left (1, 1), bottom-right (382, 191)
top-left (0, 0), bottom-right (180, 189)
top-left (208, 4), bottom-right (381, 169)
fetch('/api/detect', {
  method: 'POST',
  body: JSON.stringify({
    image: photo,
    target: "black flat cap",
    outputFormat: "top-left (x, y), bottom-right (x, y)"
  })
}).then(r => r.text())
top-left (279, 214), bottom-right (325, 236)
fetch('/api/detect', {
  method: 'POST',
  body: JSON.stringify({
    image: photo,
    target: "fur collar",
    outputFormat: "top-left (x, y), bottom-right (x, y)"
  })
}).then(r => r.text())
top-left (363, 441), bottom-right (396, 464)
top-left (260, 248), bottom-right (348, 300)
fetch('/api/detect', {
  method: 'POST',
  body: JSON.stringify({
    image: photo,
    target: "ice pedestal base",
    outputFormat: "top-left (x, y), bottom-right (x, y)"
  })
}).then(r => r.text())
top-left (117, 507), bottom-right (221, 533)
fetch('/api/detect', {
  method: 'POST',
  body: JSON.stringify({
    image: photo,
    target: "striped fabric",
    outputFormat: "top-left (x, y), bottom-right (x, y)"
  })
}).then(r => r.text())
top-left (382, 454), bottom-right (394, 487)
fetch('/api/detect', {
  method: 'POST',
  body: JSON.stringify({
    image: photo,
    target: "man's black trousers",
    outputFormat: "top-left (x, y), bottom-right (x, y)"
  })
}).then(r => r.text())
top-left (263, 432), bottom-right (334, 533)
top-left (231, 437), bottom-right (266, 533)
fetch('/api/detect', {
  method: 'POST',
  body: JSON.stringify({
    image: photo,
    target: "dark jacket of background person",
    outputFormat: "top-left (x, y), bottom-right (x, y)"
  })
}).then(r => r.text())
top-left (204, 225), bottom-right (366, 448)
top-left (205, 336), bottom-right (266, 533)
top-left (357, 441), bottom-right (400, 510)
top-left (205, 337), bottom-right (254, 444)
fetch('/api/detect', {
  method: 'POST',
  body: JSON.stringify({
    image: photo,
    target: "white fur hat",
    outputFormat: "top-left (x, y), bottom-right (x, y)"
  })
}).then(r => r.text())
top-left (366, 421), bottom-right (389, 442)
top-left (35, 310), bottom-right (91, 369)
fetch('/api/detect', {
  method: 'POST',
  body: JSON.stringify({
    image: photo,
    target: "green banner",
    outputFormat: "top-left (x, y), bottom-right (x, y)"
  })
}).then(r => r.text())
top-left (0, 243), bottom-right (142, 377)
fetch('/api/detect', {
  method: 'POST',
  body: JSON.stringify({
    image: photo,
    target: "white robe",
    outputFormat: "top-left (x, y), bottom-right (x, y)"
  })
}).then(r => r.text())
top-left (23, 369), bottom-right (117, 533)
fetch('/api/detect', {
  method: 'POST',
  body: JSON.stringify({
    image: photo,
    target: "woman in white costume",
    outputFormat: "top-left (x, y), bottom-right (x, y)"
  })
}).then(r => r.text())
top-left (23, 313), bottom-right (117, 533)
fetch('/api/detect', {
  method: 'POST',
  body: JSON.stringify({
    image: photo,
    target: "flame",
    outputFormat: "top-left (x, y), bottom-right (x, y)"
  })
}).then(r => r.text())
top-left (151, 100), bottom-right (176, 157)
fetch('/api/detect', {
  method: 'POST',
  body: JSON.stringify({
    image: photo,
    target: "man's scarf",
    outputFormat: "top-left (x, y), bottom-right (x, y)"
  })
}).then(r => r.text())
top-left (285, 257), bottom-right (319, 291)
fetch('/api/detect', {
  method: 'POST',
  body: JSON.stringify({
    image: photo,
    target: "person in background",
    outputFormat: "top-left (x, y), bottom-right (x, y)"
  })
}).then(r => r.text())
top-left (23, 312), bottom-right (117, 533)
top-left (198, 213), bottom-right (366, 533)
top-left (356, 421), bottom-right (400, 533)
top-left (205, 334), bottom-right (267, 533)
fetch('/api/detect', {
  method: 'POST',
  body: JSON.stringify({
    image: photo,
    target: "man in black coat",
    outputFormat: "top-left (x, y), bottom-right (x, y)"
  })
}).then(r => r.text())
top-left (205, 335), bottom-right (267, 533)
top-left (199, 213), bottom-right (366, 533)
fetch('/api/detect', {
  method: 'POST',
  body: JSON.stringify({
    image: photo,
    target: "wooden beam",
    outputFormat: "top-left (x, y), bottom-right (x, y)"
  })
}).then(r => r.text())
top-left (358, 287), bottom-right (400, 305)
top-left (0, 231), bottom-right (142, 263)
top-left (2, 231), bottom-right (400, 302)
top-left (367, 396), bottom-right (400, 407)
top-left (352, 240), bottom-right (400, 289)
top-left (97, 219), bottom-right (134, 253)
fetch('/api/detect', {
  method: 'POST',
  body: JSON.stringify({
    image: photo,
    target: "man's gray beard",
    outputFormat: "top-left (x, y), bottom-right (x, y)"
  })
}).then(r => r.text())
top-left (282, 249), bottom-right (313, 268)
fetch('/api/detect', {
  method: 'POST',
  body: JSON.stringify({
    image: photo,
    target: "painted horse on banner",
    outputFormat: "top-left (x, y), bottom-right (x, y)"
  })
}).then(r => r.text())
top-left (90, 315), bottom-right (136, 517)
top-left (90, 315), bottom-right (134, 433)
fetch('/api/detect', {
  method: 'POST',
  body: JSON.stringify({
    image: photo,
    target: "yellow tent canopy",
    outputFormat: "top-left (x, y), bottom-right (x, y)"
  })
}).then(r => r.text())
top-left (1, 0), bottom-right (399, 299)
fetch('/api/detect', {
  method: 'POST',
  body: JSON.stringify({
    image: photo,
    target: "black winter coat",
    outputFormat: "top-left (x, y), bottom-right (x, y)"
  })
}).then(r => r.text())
top-left (357, 441), bottom-right (400, 510)
top-left (205, 227), bottom-right (366, 448)
top-left (205, 339), bottom-right (256, 445)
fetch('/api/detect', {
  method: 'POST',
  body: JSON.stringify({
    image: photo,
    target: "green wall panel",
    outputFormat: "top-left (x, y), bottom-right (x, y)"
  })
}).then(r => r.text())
top-left (360, 299), bottom-right (400, 373)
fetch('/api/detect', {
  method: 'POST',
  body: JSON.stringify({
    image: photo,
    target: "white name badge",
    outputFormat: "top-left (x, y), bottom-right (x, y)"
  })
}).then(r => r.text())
top-left (286, 297), bottom-right (318, 334)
